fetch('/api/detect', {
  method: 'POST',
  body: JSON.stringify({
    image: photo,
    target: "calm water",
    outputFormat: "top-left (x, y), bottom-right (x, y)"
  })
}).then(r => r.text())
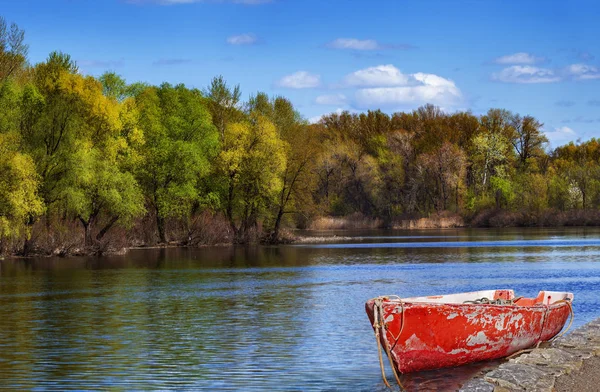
top-left (1, 228), bottom-right (600, 391)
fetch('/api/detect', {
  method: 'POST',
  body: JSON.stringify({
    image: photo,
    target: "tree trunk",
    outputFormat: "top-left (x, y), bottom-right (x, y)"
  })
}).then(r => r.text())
top-left (155, 206), bottom-right (167, 243)
top-left (226, 176), bottom-right (238, 238)
top-left (271, 208), bottom-right (285, 243)
top-left (96, 216), bottom-right (119, 242)
top-left (21, 216), bottom-right (36, 256)
top-left (79, 217), bottom-right (93, 247)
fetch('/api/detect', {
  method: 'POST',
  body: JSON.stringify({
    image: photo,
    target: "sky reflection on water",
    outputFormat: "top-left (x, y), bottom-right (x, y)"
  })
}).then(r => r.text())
top-left (0, 228), bottom-right (599, 391)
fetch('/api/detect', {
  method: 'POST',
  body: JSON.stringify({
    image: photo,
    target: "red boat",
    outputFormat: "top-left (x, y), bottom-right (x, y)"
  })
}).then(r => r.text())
top-left (366, 289), bottom-right (573, 375)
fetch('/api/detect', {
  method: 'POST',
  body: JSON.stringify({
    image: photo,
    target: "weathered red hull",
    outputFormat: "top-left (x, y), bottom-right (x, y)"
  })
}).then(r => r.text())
top-left (366, 290), bottom-right (573, 374)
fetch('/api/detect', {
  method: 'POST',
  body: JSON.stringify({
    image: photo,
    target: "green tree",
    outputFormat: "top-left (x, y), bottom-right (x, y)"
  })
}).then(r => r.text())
top-left (135, 83), bottom-right (219, 243)
top-left (205, 76), bottom-right (241, 140)
top-left (552, 140), bottom-right (600, 209)
top-left (99, 71), bottom-right (128, 102)
top-left (20, 52), bottom-right (82, 209)
top-left (470, 132), bottom-right (510, 191)
top-left (61, 142), bottom-right (145, 246)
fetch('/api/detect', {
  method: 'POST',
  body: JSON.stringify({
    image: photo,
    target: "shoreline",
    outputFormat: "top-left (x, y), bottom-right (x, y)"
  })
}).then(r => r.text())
top-left (460, 317), bottom-right (600, 391)
top-left (3, 225), bottom-right (600, 259)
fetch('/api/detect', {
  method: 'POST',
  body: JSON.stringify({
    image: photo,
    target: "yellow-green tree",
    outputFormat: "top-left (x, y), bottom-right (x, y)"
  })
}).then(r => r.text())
top-left (247, 93), bottom-right (319, 240)
top-left (217, 114), bottom-right (286, 243)
top-left (18, 54), bottom-right (146, 247)
top-left (0, 132), bottom-right (44, 247)
top-left (61, 141), bottom-right (145, 247)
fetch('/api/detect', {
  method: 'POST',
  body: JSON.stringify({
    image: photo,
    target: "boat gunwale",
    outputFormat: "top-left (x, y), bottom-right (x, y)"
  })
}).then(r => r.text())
top-left (373, 300), bottom-right (571, 312)
top-left (368, 289), bottom-right (574, 308)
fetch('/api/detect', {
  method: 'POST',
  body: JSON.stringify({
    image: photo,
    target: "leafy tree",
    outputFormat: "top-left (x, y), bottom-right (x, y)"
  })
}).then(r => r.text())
top-left (217, 114), bottom-right (286, 242)
top-left (470, 132), bottom-right (510, 190)
top-left (247, 93), bottom-right (319, 240)
top-left (61, 142), bottom-right (145, 246)
top-left (205, 76), bottom-right (241, 140)
top-left (15, 52), bottom-right (147, 247)
top-left (99, 71), bottom-right (128, 102)
top-left (490, 175), bottom-right (515, 209)
top-left (552, 140), bottom-right (600, 209)
top-left (0, 132), bottom-right (44, 244)
top-left (513, 173), bottom-right (548, 213)
top-left (135, 83), bottom-right (219, 243)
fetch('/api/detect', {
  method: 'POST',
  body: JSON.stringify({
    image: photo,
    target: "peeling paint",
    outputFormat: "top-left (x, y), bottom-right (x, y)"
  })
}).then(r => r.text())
top-left (467, 331), bottom-right (489, 346)
top-left (367, 290), bottom-right (573, 373)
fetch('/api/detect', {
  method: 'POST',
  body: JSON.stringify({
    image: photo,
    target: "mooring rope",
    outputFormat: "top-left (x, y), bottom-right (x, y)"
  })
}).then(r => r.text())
top-left (372, 298), bottom-right (393, 390)
top-left (549, 299), bottom-right (574, 342)
top-left (372, 297), bottom-right (405, 391)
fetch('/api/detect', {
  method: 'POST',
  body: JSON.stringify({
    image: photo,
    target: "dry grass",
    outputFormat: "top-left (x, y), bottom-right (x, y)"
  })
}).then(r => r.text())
top-left (308, 213), bottom-right (384, 230)
top-left (470, 209), bottom-right (600, 228)
top-left (391, 212), bottom-right (465, 229)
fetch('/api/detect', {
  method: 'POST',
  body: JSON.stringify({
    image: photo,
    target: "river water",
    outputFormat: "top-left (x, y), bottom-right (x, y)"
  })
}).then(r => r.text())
top-left (1, 228), bottom-right (599, 391)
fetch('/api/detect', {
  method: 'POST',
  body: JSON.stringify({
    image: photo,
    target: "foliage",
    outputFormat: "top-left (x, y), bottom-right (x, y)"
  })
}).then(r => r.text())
top-left (135, 83), bottom-right (219, 243)
top-left (216, 114), bottom-right (286, 242)
top-left (1, 17), bottom-right (600, 254)
top-left (0, 132), bottom-right (44, 241)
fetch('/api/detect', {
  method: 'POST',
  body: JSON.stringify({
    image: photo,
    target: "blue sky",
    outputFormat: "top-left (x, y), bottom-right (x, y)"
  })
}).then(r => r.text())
top-left (2, 0), bottom-right (600, 146)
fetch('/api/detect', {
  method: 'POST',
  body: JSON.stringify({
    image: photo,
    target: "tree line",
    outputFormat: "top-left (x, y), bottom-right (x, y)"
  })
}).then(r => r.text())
top-left (1, 17), bottom-right (599, 255)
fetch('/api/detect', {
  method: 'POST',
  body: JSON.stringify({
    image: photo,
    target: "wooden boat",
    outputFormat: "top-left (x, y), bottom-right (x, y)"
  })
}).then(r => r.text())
top-left (366, 289), bottom-right (573, 374)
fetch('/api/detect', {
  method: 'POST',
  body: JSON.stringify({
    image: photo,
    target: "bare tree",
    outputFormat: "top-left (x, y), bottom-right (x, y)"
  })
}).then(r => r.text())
top-left (0, 17), bottom-right (28, 82)
top-left (510, 114), bottom-right (548, 167)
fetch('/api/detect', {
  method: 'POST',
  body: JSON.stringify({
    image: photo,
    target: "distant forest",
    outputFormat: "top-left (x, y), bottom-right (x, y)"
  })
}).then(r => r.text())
top-left (2, 17), bottom-right (600, 256)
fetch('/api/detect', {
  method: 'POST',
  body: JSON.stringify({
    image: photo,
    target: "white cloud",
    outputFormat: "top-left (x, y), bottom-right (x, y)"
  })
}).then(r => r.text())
top-left (344, 64), bottom-right (410, 87)
top-left (315, 94), bottom-right (347, 105)
top-left (339, 65), bottom-right (462, 109)
top-left (493, 52), bottom-right (544, 65)
top-left (492, 65), bottom-right (561, 84)
top-left (544, 126), bottom-right (576, 145)
top-left (565, 63), bottom-right (600, 80)
top-left (276, 71), bottom-right (321, 89)
top-left (354, 84), bottom-right (461, 109)
top-left (227, 33), bottom-right (257, 45)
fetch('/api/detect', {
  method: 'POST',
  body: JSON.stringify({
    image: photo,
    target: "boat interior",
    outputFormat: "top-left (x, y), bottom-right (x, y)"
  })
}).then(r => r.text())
top-left (401, 289), bottom-right (574, 306)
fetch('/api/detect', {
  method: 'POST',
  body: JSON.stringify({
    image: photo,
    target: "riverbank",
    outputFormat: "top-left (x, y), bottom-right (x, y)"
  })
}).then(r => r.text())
top-left (308, 212), bottom-right (465, 230)
top-left (308, 209), bottom-right (600, 231)
top-left (460, 317), bottom-right (600, 391)
top-left (5, 223), bottom-right (600, 259)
